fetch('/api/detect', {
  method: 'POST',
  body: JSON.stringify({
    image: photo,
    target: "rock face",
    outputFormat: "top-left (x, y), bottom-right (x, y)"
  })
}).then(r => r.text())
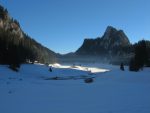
top-left (102, 26), bottom-right (130, 49)
top-left (0, 6), bottom-right (23, 38)
top-left (76, 26), bottom-right (131, 56)
top-left (75, 26), bottom-right (132, 64)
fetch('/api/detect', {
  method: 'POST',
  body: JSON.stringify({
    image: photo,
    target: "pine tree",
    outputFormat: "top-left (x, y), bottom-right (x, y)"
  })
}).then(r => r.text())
top-left (129, 40), bottom-right (148, 71)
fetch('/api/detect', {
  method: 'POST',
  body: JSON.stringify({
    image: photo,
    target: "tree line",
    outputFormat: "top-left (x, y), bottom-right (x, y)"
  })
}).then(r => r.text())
top-left (0, 28), bottom-right (56, 67)
top-left (129, 40), bottom-right (150, 71)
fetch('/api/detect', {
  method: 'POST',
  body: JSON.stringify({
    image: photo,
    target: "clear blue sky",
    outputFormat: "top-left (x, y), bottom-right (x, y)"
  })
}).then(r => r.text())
top-left (0, 0), bottom-right (150, 54)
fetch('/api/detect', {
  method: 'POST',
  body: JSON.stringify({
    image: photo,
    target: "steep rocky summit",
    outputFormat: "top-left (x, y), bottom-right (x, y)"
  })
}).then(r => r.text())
top-left (102, 26), bottom-right (130, 48)
top-left (76, 26), bottom-right (131, 57)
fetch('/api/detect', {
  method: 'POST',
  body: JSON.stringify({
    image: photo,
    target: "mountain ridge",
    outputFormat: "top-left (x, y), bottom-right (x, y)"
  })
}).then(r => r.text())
top-left (76, 26), bottom-right (131, 56)
top-left (58, 26), bottom-right (133, 64)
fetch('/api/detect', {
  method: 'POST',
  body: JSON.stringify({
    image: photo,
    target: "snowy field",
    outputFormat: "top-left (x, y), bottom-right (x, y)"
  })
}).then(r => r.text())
top-left (0, 63), bottom-right (150, 113)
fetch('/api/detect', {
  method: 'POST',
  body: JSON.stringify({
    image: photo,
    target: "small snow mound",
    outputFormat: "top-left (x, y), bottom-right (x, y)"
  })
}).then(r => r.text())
top-left (34, 62), bottom-right (45, 65)
top-left (49, 63), bottom-right (61, 67)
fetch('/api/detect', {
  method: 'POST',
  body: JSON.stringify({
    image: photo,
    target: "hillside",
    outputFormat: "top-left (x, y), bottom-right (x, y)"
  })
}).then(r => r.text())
top-left (0, 5), bottom-right (56, 65)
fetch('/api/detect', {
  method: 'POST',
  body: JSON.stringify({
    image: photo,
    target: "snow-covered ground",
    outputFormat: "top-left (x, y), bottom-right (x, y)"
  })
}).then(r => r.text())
top-left (0, 63), bottom-right (150, 113)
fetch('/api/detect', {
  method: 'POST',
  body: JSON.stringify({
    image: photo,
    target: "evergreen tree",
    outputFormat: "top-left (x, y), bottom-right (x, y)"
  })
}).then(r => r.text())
top-left (129, 40), bottom-right (148, 71)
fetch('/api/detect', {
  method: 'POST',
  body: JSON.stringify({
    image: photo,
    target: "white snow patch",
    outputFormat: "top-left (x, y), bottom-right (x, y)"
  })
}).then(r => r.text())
top-left (49, 63), bottom-right (109, 73)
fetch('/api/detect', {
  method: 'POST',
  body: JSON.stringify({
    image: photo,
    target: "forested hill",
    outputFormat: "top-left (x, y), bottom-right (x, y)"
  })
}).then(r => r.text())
top-left (0, 5), bottom-right (56, 65)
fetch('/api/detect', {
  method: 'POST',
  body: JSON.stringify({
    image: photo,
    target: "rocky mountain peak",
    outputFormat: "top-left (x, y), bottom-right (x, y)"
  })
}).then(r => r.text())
top-left (101, 26), bottom-right (130, 48)
top-left (76, 26), bottom-right (131, 57)
top-left (102, 26), bottom-right (117, 40)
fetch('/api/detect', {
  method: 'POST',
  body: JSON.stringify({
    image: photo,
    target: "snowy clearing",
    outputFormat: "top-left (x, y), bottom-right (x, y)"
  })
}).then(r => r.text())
top-left (0, 63), bottom-right (150, 113)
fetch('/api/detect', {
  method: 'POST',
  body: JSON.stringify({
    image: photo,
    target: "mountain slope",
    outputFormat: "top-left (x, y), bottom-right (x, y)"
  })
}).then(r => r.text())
top-left (0, 5), bottom-right (56, 65)
top-left (76, 26), bottom-right (131, 57)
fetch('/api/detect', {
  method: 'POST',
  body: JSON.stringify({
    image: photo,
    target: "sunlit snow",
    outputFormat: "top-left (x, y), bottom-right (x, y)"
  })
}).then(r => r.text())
top-left (0, 63), bottom-right (150, 113)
